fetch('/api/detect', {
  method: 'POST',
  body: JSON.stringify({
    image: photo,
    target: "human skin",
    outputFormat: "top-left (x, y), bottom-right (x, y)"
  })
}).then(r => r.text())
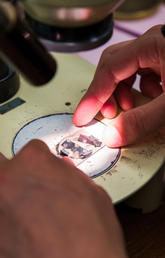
top-left (73, 25), bottom-right (165, 147)
top-left (0, 140), bottom-right (127, 258)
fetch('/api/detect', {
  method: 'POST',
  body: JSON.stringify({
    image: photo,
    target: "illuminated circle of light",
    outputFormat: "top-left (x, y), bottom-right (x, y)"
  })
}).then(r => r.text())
top-left (12, 114), bottom-right (120, 178)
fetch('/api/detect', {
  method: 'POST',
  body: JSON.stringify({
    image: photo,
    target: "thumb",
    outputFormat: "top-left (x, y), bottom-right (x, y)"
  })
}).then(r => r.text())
top-left (103, 93), bottom-right (165, 147)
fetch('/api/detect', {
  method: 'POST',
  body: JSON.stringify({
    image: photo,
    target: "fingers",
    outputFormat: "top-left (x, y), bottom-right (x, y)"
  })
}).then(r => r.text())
top-left (103, 92), bottom-right (165, 147)
top-left (140, 72), bottom-right (163, 98)
top-left (100, 74), bottom-right (136, 118)
top-left (115, 74), bottom-right (136, 111)
top-left (101, 95), bottom-right (118, 119)
top-left (115, 83), bottom-right (134, 111)
top-left (137, 24), bottom-right (165, 92)
top-left (72, 90), bottom-right (105, 126)
top-left (73, 39), bottom-right (138, 126)
top-left (73, 25), bottom-right (165, 127)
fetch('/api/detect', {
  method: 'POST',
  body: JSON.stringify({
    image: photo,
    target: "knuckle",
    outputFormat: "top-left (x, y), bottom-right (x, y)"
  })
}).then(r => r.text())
top-left (148, 24), bottom-right (162, 32)
top-left (101, 48), bottom-right (109, 58)
top-left (138, 26), bottom-right (162, 66)
top-left (100, 47), bottom-right (113, 64)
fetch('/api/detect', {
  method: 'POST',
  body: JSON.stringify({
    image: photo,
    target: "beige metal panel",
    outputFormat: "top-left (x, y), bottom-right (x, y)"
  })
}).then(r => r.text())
top-left (0, 53), bottom-right (164, 204)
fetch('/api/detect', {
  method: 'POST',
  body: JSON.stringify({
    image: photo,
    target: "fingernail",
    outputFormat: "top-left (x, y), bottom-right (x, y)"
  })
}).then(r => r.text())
top-left (103, 126), bottom-right (123, 147)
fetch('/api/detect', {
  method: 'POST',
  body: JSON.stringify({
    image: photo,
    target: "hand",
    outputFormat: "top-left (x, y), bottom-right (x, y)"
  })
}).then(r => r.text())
top-left (73, 25), bottom-right (165, 147)
top-left (0, 140), bottom-right (127, 258)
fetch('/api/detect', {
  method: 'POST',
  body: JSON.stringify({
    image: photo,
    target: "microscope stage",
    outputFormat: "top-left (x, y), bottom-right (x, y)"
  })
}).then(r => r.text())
top-left (13, 113), bottom-right (120, 178)
top-left (0, 53), bottom-right (165, 204)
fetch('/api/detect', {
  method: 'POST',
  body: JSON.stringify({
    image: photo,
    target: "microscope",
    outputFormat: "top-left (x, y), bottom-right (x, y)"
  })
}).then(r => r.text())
top-left (0, 0), bottom-right (164, 213)
top-left (0, 0), bottom-right (123, 99)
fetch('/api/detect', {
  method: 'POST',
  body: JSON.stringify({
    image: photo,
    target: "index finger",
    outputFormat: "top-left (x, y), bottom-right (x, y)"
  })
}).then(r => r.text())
top-left (73, 25), bottom-right (165, 126)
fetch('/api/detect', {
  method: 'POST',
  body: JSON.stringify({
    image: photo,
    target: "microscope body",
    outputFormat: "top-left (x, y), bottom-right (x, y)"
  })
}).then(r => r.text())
top-left (0, 0), bottom-right (123, 86)
top-left (22, 0), bottom-right (123, 27)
